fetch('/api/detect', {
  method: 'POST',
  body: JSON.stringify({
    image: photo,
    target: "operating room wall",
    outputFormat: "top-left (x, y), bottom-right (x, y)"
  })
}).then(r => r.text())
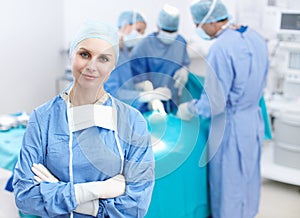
top-left (0, 0), bottom-right (64, 115)
top-left (63, 0), bottom-right (237, 49)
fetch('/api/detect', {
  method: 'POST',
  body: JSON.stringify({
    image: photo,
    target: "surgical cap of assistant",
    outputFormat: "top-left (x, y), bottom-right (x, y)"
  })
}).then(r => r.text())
top-left (118, 11), bottom-right (146, 28)
top-left (157, 4), bottom-right (180, 32)
top-left (69, 20), bottom-right (119, 62)
top-left (190, 0), bottom-right (229, 24)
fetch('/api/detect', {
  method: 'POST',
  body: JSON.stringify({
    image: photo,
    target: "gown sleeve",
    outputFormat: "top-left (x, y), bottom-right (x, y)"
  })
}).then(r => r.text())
top-left (99, 111), bottom-right (154, 218)
top-left (13, 110), bottom-right (77, 217)
top-left (130, 43), bottom-right (149, 83)
top-left (183, 43), bottom-right (191, 68)
top-left (189, 44), bottom-right (236, 118)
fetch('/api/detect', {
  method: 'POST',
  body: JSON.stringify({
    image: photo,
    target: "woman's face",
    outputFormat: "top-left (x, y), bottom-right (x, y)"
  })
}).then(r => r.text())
top-left (120, 22), bottom-right (146, 35)
top-left (71, 38), bottom-right (116, 90)
top-left (135, 22), bottom-right (146, 35)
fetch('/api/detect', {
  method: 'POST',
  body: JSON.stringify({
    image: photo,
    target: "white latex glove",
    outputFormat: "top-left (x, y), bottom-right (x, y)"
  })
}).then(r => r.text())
top-left (139, 87), bottom-right (172, 103)
top-left (31, 163), bottom-right (59, 183)
top-left (135, 80), bottom-right (153, 92)
top-left (74, 174), bottom-right (126, 204)
top-left (176, 102), bottom-right (194, 121)
top-left (148, 99), bottom-right (167, 115)
top-left (173, 68), bottom-right (189, 96)
top-left (32, 163), bottom-right (99, 217)
top-left (74, 199), bottom-right (99, 217)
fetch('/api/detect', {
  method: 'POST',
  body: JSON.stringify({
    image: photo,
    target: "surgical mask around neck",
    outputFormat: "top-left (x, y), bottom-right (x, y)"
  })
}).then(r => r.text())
top-left (68, 104), bottom-right (116, 132)
top-left (157, 30), bottom-right (178, 45)
top-left (123, 30), bottom-right (143, 48)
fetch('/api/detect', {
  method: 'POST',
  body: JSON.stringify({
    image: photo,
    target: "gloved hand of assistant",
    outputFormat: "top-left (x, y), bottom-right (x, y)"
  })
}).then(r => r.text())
top-left (139, 87), bottom-right (172, 103)
top-left (31, 163), bottom-right (100, 217)
top-left (173, 68), bottom-right (189, 96)
top-left (148, 99), bottom-right (167, 115)
top-left (135, 80), bottom-right (154, 92)
top-left (176, 102), bottom-right (194, 121)
top-left (74, 174), bottom-right (126, 204)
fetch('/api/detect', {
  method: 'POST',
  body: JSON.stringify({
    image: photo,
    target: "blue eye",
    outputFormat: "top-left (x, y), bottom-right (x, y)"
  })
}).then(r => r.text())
top-left (99, 56), bottom-right (109, 62)
top-left (80, 52), bottom-right (90, 59)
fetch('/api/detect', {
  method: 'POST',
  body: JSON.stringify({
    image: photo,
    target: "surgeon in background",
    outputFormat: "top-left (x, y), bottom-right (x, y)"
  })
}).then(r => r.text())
top-left (105, 10), bottom-right (147, 96)
top-left (130, 4), bottom-right (190, 114)
top-left (105, 11), bottom-right (171, 111)
top-left (13, 20), bottom-right (154, 217)
top-left (177, 0), bottom-right (269, 217)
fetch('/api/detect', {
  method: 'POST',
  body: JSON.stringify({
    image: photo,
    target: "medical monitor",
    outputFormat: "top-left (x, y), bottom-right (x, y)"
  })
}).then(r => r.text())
top-left (277, 10), bottom-right (300, 39)
top-left (280, 13), bottom-right (300, 31)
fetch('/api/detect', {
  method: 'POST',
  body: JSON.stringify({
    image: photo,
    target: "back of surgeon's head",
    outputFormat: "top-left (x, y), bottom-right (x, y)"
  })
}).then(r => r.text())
top-left (190, 0), bottom-right (229, 24)
top-left (69, 20), bottom-right (119, 63)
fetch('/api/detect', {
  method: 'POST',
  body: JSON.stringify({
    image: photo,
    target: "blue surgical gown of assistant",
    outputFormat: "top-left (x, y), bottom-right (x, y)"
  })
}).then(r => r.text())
top-left (105, 46), bottom-right (145, 109)
top-left (105, 46), bottom-right (133, 97)
top-left (130, 32), bottom-right (190, 113)
top-left (13, 95), bottom-right (154, 218)
top-left (190, 26), bottom-right (269, 218)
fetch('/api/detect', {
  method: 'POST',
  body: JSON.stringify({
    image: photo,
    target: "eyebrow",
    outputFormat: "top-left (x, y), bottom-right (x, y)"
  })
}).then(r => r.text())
top-left (78, 47), bottom-right (114, 56)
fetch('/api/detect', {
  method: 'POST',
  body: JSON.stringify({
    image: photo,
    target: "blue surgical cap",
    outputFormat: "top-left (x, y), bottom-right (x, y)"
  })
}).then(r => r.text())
top-left (118, 11), bottom-right (146, 28)
top-left (190, 0), bottom-right (229, 24)
top-left (157, 4), bottom-right (179, 32)
top-left (69, 20), bottom-right (119, 62)
top-left (135, 12), bottom-right (146, 24)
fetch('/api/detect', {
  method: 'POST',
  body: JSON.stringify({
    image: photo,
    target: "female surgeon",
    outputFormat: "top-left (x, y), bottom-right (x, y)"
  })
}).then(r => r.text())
top-left (177, 0), bottom-right (269, 218)
top-left (13, 20), bottom-right (154, 218)
top-left (104, 10), bottom-right (147, 97)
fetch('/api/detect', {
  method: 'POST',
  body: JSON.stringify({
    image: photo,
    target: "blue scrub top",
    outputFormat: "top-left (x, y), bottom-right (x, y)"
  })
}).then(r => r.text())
top-left (130, 32), bottom-right (190, 84)
top-left (105, 46), bottom-right (133, 97)
top-left (129, 32), bottom-right (190, 113)
top-left (13, 95), bottom-right (154, 218)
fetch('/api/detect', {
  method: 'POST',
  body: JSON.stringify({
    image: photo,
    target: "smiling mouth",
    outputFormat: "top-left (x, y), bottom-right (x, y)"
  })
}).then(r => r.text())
top-left (81, 74), bottom-right (98, 80)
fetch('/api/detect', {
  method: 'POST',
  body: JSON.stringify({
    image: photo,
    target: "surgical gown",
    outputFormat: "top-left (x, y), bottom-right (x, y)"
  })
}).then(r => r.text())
top-left (190, 26), bottom-right (269, 218)
top-left (13, 95), bottom-right (154, 218)
top-left (130, 32), bottom-right (190, 112)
